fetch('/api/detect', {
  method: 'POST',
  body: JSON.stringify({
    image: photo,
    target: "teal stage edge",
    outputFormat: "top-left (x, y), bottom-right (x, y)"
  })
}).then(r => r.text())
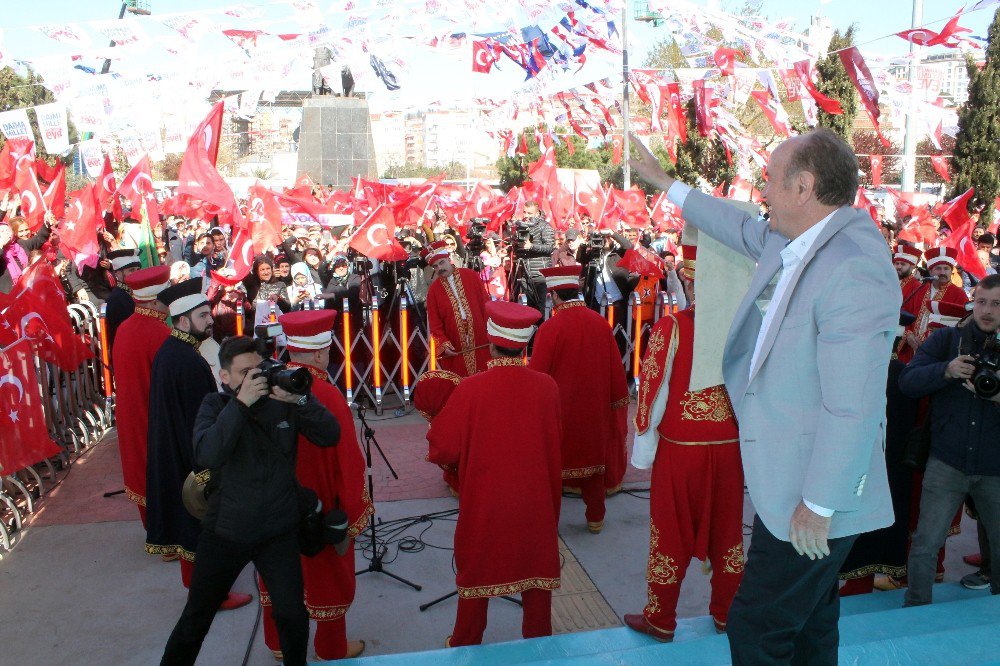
top-left (325, 584), bottom-right (1000, 665)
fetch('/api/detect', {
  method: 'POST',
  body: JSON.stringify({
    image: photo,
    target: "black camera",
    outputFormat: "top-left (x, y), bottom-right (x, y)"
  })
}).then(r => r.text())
top-left (970, 334), bottom-right (1000, 399)
top-left (588, 232), bottom-right (605, 251)
top-left (257, 358), bottom-right (313, 395)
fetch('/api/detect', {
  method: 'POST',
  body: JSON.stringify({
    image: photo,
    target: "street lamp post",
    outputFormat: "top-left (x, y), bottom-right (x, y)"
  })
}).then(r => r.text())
top-left (900, 0), bottom-right (924, 193)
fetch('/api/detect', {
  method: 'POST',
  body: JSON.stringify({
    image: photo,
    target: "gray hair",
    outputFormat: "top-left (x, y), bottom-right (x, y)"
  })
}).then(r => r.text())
top-left (785, 128), bottom-right (858, 207)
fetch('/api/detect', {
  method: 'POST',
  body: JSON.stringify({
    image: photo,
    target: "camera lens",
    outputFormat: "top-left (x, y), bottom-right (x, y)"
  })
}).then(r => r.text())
top-left (974, 372), bottom-right (1000, 399)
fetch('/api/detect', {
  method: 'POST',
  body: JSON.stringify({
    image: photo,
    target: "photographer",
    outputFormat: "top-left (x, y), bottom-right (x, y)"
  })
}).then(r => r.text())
top-left (576, 228), bottom-right (639, 329)
top-left (514, 200), bottom-right (555, 309)
top-left (898, 274), bottom-right (1000, 606)
top-left (160, 336), bottom-right (339, 666)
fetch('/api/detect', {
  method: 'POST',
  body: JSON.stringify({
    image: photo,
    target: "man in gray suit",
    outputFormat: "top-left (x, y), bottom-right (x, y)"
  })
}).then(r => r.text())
top-left (631, 128), bottom-right (899, 664)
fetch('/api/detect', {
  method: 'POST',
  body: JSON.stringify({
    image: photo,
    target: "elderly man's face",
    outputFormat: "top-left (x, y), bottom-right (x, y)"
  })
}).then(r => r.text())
top-left (761, 142), bottom-right (799, 237)
top-left (930, 262), bottom-right (954, 285)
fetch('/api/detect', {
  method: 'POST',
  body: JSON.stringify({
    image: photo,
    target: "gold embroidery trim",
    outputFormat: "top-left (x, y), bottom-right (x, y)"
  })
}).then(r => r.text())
top-left (145, 544), bottom-right (196, 562)
top-left (722, 543), bottom-right (745, 574)
top-left (458, 576), bottom-right (560, 598)
top-left (646, 523), bottom-right (678, 585)
top-left (305, 604), bottom-right (349, 621)
top-left (839, 563), bottom-right (907, 580)
top-left (134, 306), bottom-right (168, 321)
top-left (661, 437), bottom-right (739, 446)
top-left (349, 490), bottom-right (374, 539)
top-left (443, 275), bottom-right (477, 376)
top-left (562, 465), bottom-right (605, 479)
top-left (611, 396), bottom-right (630, 409)
top-left (680, 385), bottom-right (735, 422)
top-left (125, 487), bottom-right (146, 507)
top-left (194, 470), bottom-right (211, 485)
top-left (635, 317), bottom-right (678, 433)
top-left (486, 357), bottom-right (524, 369)
top-left (170, 328), bottom-right (201, 349)
top-left (553, 300), bottom-right (586, 314)
top-left (418, 370), bottom-right (463, 385)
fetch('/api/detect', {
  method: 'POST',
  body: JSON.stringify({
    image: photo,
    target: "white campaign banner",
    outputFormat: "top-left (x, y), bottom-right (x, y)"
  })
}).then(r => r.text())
top-left (138, 123), bottom-right (165, 162)
top-left (117, 128), bottom-right (145, 167)
top-left (0, 108), bottom-right (34, 140)
top-left (37, 24), bottom-right (91, 47)
top-left (79, 139), bottom-right (105, 177)
top-left (34, 102), bottom-right (70, 155)
top-left (162, 113), bottom-right (188, 154)
top-left (69, 95), bottom-right (110, 135)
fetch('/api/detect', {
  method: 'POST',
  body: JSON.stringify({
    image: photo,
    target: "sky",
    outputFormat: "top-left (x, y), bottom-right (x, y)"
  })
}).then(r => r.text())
top-left (0, 0), bottom-right (994, 112)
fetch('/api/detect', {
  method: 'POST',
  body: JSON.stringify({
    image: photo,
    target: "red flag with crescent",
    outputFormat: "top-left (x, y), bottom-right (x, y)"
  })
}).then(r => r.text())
top-left (60, 184), bottom-right (102, 271)
top-left (95, 154), bottom-right (116, 213)
top-left (0, 137), bottom-right (35, 195)
top-left (13, 151), bottom-right (47, 232)
top-left (210, 226), bottom-right (255, 287)
top-left (472, 40), bottom-right (498, 73)
top-left (930, 156), bottom-right (952, 183)
top-left (870, 154), bottom-right (883, 187)
top-left (178, 101), bottom-right (237, 222)
top-left (349, 205), bottom-right (408, 261)
top-left (0, 338), bottom-right (61, 475)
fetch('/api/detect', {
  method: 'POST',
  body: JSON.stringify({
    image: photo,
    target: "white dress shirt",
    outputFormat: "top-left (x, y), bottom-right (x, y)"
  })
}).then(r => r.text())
top-left (667, 182), bottom-right (838, 518)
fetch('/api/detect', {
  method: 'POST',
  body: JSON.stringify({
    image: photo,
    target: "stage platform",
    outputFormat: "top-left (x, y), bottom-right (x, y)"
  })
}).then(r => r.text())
top-left (334, 584), bottom-right (1000, 665)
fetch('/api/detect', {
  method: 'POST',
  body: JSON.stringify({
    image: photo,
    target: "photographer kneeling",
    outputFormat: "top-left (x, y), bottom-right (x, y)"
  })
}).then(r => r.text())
top-left (899, 274), bottom-right (1000, 606)
top-left (161, 336), bottom-right (339, 666)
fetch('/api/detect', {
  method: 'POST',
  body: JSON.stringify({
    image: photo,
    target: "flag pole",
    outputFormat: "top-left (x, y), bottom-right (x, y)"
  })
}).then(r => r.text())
top-left (900, 0), bottom-right (925, 193)
top-left (621, 6), bottom-right (631, 190)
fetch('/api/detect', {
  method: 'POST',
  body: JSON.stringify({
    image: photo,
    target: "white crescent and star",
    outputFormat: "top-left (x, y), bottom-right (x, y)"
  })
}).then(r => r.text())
top-left (366, 223), bottom-right (388, 247)
top-left (21, 191), bottom-right (37, 214)
top-left (0, 371), bottom-right (25, 423)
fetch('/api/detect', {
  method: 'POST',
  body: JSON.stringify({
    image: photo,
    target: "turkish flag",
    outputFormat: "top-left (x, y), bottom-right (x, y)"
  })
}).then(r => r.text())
top-left (855, 187), bottom-right (879, 224)
top-left (870, 155), bottom-right (883, 187)
top-left (486, 267), bottom-right (508, 299)
top-left (610, 188), bottom-right (648, 228)
top-left (1, 262), bottom-right (93, 372)
top-left (528, 147), bottom-right (558, 189)
top-left (898, 209), bottom-right (938, 246)
top-left (928, 9), bottom-right (973, 47)
top-left (886, 187), bottom-right (919, 219)
top-left (115, 155), bottom-right (155, 217)
top-left (618, 246), bottom-right (665, 280)
top-left (751, 91), bottom-right (791, 137)
top-left (287, 173), bottom-right (315, 199)
top-left (472, 40), bottom-right (497, 74)
top-left (0, 138), bottom-right (35, 194)
top-left (14, 152), bottom-right (48, 232)
top-left (464, 182), bottom-right (495, 221)
top-left (95, 154), bottom-right (117, 213)
top-left (42, 161), bottom-right (66, 219)
top-left (211, 227), bottom-right (255, 287)
top-left (930, 156), bottom-right (952, 182)
top-left (897, 28), bottom-right (940, 46)
top-left (692, 80), bottom-right (715, 137)
top-left (178, 102), bottom-right (237, 221)
top-left (349, 205), bottom-right (408, 261)
top-left (247, 183), bottom-right (284, 252)
top-left (0, 339), bottom-right (61, 475)
top-left (940, 187), bottom-right (975, 230)
top-left (649, 192), bottom-right (684, 230)
top-left (713, 47), bottom-right (740, 76)
top-left (793, 60), bottom-right (844, 115)
top-left (60, 184), bottom-right (102, 271)
top-left (665, 82), bottom-right (687, 145)
top-left (943, 216), bottom-right (986, 280)
top-left (573, 174), bottom-right (607, 223)
top-left (611, 136), bottom-right (624, 165)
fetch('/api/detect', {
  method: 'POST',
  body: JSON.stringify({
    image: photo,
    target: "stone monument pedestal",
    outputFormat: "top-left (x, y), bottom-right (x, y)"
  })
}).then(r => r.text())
top-left (296, 96), bottom-right (377, 188)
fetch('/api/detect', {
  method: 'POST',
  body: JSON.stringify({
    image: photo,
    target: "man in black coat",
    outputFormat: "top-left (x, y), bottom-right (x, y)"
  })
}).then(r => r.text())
top-left (160, 335), bottom-right (339, 666)
top-left (899, 273), bottom-right (1000, 605)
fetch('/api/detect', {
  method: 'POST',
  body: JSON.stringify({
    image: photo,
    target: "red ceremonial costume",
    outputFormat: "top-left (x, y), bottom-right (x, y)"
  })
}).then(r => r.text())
top-left (897, 248), bottom-right (968, 364)
top-left (427, 301), bottom-right (562, 646)
top-left (426, 263), bottom-right (491, 377)
top-left (529, 266), bottom-right (629, 530)
top-left (631, 302), bottom-right (744, 637)
top-left (413, 370), bottom-right (463, 494)
top-left (895, 242), bottom-right (924, 307)
top-left (258, 311), bottom-right (373, 661)
top-left (111, 266), bottom-right (171, 527)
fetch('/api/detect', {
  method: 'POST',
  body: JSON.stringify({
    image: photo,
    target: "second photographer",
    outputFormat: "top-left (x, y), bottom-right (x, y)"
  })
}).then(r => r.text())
top-left (512, 200), bottom-right (555, 310)
top-left (898, 274), bottom-right (1000, 607)
top-left (160, 336), bottom-right (340, 666)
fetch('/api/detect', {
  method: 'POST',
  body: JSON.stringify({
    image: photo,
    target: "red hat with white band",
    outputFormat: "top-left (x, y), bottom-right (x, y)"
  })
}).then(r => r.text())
top-left (278, 310), bottom-right (336, 353)
top-left (125, 265), bottom-right (171, 302)
top-left (923, 246), bottom-right (958, 270)
top-left (485, 301), bottom-right (541, 350)
top-left (539, 265), bottom-right (582, 291)
top-left (893, 244), bottom-right (920, 266)
top-left (424, 240), bottom-right (451, 266)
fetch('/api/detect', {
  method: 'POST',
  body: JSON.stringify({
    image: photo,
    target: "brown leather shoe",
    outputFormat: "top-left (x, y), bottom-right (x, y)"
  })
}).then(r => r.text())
top-left (623, 613), bottom-right (674, 642)
top-left (219, 592), bottom-right (253, 611)
top-left (346, 640), bottom-right (366, 658)
top-left (587, 520), bottom-right (604, 534)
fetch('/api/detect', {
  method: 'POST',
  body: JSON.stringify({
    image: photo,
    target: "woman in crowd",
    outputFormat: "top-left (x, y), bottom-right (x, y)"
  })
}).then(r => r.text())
top-left (0, 215), bottom-right (53, 293)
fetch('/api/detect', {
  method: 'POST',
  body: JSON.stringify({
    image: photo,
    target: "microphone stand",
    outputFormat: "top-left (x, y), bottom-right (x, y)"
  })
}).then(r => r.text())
top-left (354, 395), bottom-right (422, 591)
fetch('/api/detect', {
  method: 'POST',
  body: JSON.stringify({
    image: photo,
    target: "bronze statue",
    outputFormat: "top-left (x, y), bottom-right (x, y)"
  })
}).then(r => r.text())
top-left (311, 47), bottom-right (333, 95)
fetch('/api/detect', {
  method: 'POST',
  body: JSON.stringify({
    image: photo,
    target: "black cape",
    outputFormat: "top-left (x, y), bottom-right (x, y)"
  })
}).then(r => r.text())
top-left (105, 286), bottom-right (135, 354)
top-left (144, 333), bottom-right (218, 560)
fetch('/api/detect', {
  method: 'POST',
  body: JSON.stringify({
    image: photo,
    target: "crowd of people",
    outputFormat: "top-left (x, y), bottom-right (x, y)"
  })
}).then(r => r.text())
top-left (0, 128), bottom-right (996, 665)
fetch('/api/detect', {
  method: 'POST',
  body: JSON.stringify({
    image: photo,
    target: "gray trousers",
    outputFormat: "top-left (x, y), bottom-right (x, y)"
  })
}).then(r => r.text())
top-left (904, 457), bottom-right (1000, 606)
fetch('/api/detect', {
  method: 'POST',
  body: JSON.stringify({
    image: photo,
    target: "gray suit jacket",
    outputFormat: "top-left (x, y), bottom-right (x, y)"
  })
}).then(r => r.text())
top-left (683, 190), bottom-right (900, 541)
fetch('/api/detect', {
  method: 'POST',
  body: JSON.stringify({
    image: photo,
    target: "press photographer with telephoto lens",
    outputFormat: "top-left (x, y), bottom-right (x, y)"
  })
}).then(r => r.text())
top-left (899, 274), bottom-right (1000, 607)
top-left (160, 335), bottom-right (339, 666)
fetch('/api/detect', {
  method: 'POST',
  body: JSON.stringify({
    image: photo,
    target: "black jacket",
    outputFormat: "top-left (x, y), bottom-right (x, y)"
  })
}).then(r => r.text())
top-left (577, 232), bottom-right (638, 307)
top-left (899, 322), bottom-right (1000, 476)
top-left (194, 388), bottom-right (339, 543)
